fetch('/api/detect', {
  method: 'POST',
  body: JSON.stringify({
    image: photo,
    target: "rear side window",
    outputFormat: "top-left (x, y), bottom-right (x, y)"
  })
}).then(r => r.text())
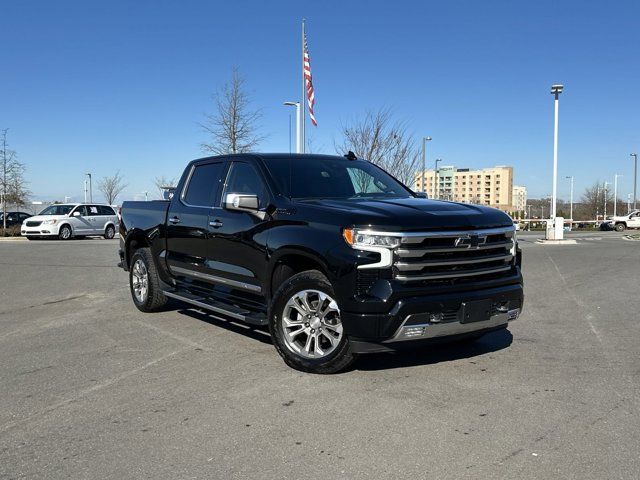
top-left (183, 162), bottom-right (225, 207)
top-left (98, 206), bottom-right (115, 215)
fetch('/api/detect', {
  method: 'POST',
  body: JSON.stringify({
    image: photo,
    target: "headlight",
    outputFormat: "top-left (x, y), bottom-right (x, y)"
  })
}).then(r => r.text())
top-left (343, 228), bottom-right (399, 269)
top-left (42, 219), bottom-right (57, 225)
top-left (343, 228), bottom-right (401, 248)
top-left (510, 231), bottom-right (517, 256)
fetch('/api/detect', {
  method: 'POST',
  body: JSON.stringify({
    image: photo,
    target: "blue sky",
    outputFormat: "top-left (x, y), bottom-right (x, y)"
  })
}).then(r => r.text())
top-left (1, 0), bottom-right (639, 203)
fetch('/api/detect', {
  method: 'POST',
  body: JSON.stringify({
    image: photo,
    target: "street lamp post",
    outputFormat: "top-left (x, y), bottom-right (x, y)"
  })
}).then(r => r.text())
top-left (284, 102), bottom-right (301, 153)
top-left (421, 137), bottom-right (432, 193)
top-left (434, 158), bottom-right (442, 199)
top-left (86, 173), bottom-right (92, 202)
top-left (549, 84), bottom-right (564, 239)
top-left (631, 153), bottom-right (637, 211)
top-left (603, 181), bottom-right (610, 219)
top-left (613, 174), bottom-right (622, 217)
top-left (565, 175), bottom-right (574, 221)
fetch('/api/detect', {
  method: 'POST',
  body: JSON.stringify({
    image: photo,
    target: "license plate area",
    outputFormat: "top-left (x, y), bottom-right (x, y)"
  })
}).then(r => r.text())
top-left (459, 299), bottom-right (493, 324)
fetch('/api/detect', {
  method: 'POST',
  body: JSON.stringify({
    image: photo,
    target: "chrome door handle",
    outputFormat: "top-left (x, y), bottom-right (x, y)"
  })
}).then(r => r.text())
top-left (209, 220), bottom-right (223, 228)
top-left (169, 216), bottom-right (181, 224)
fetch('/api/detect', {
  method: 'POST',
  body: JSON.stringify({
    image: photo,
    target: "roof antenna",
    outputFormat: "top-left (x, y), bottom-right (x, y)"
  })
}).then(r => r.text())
top-left (344, 151), bottom-right (357, 161)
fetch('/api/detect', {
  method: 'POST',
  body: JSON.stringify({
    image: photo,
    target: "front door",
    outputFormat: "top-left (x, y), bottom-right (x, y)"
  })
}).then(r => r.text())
top-left (69, 205), bottom-right (92, 234)
top-left (205, 160), bottom-right (271, 295)
top-left (165, 159), bottom-right (227, 279)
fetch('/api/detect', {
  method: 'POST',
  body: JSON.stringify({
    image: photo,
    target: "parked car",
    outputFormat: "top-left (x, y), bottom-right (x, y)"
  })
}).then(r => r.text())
top-left (0, 211), bottom-right (31, 227)
top-left (118, 154), bottom-right (523, 373)
top-left (599, 220), bottom-right (614, 231)
top-left (21, 203), bottom-right (118, 240)
top-left (610, 210), bottom-right (640, 232)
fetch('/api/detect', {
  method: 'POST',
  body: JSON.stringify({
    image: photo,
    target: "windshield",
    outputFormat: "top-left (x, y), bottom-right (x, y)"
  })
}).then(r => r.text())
top-left (264, 157), bottom-right (413, 200)
top-left (39, 205), bottom-right (74, 216)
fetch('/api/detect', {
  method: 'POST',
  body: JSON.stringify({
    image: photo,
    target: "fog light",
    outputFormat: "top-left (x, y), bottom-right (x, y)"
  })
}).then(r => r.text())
top-left (429, 313), bottom-right (444, 323)
top-left (507, 308), bottom-right (520, 321)
top-left (403, 326), bottom-right (426, 338)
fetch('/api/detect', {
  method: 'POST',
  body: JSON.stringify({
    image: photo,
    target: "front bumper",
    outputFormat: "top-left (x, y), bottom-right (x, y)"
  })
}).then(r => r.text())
top-left (341, 283), bottom-right (523, 352)
top-left (21, 225), bottom-right (59, 236)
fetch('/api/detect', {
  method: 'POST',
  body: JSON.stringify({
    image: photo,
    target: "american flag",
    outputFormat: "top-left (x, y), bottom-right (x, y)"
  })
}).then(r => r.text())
top-left (303, 33), bottom-right (317, 126)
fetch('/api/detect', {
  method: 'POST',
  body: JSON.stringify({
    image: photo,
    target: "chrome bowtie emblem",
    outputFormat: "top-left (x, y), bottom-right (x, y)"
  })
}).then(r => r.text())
top-left (454, 234), bottom-right (487, 249)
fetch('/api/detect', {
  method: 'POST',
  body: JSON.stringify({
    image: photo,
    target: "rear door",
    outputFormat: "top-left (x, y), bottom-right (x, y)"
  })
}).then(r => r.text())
top-left (87, 205), bottom-right (102, 234)
top-left (165, 159), bottom-right (227, 279)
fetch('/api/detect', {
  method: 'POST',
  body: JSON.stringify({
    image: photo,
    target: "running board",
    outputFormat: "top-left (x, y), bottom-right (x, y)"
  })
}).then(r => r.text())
top-left (163, 290), bottom-right (267, 326)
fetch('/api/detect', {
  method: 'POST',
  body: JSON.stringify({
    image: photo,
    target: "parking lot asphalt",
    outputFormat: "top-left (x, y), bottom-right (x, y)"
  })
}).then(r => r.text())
top-left (0, 232), bottom-right (638, 479)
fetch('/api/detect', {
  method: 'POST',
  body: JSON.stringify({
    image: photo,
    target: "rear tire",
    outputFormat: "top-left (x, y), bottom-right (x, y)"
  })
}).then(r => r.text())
top-left (104, 225), bottom-right (115, 239)
top-left (615, 223), bottom-right (625, 232)
top-left (58, 225), bottom-right (72, 240)
top-left (269, 270), bottom-right (355, 374)
top-left (129, 248), bottom-right (167, 312)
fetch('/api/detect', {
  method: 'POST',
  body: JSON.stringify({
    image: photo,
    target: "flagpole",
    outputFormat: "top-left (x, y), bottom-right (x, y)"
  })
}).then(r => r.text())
top-left (301, 19), bottom-right (306, 153)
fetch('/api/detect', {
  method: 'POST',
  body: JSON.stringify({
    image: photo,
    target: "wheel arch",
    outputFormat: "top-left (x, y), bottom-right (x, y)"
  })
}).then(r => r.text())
top-left (267, 248), bottom-right (332, 301)
top-left (124, 228), bottom-right (151, 269)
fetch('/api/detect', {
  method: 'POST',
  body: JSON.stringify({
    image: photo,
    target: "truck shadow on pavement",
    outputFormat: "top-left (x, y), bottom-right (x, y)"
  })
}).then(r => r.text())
top-left (352, 329), bottom-right (513, 371)
top-left (172, 301), bottom-right (513, 371)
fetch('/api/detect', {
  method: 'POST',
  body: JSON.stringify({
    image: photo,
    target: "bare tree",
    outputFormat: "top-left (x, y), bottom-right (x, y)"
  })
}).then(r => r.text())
top-left (98, 171), bottom-right (127, 205)
top-left (200, 69), bottom-right (264, 155)
top-left (154, 175), bottom-right (177, 199)
top-left (334, 108), bottom-right (419, 185)
top-left (580, 181), bottom-right (614, 220)
top-left (1, 129), bottom-right (29, 230)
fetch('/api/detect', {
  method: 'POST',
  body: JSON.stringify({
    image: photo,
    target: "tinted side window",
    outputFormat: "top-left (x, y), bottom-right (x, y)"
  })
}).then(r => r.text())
top-left (224, 162), bottom-right (268, 206)
top-left (88, 205), bottom-right (100, 216)
top-left (184, 162), bottom-right (224, 207)
top-left (98, 206), bottom-right (115, 215)
top-left (74, 206), bottom-right (88, 216)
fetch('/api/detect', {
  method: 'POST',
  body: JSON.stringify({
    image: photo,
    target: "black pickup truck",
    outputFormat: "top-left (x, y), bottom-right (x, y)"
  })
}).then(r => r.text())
top-left (119, 153), bottom-right (523, 373)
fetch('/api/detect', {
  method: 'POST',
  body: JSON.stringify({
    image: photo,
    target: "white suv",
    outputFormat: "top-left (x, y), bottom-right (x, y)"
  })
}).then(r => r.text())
top-left (611, 210), bottom-right (640, 232)
top-left (21, 203), bottom-right (118, 240)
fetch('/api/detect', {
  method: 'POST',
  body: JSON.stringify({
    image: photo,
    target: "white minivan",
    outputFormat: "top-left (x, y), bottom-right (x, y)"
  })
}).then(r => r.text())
top-left (21, 203), bottom-right (118, 240)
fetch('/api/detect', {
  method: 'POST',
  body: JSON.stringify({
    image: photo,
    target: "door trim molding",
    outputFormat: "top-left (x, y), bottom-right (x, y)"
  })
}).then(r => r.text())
top-left (171, 266), bottom-right (262, 293)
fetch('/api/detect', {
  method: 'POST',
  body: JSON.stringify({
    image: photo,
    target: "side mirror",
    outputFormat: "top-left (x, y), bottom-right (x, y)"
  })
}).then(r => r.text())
top-left (73, 211), bottom-right (81, 217)
top-left (223, 193), bottom-right (259, 212)
top-left (414, 192), bottom-right (428, 199)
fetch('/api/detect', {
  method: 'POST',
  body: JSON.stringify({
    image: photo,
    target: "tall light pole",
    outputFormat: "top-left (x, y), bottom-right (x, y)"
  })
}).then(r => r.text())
top-left (421, 136), bottom-right (432, 193)
top-left (603, 181), bottom-right (610, 219)
top-left (550, 84), bottom-right (564, 224)
top-left (86, 173), bottom-right (92, 202)
top-left (284, 102), bottom-right (301, 153)
top-left (565, 175), bottom-right (574, 221)
top-left (434, 158), bottom-right (442, 199)
top-left (628, 193), bottom-right (632, 214)
top-left (613, 174), bottom-right (622, 217)
top-left (631, 153), bottom-right (637, 211)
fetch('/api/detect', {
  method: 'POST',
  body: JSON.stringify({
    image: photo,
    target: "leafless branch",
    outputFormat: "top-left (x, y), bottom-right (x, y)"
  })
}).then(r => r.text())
top-left (334, 108), bottom-right (419, 186)
top-left (98, 171), bottom-right (127, 205)
top-left (200, 68), bottom-right (265, 155)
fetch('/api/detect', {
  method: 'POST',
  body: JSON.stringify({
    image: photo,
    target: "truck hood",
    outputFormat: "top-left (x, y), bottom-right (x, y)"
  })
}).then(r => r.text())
top-left (296, 197), bottom-right (513, 230)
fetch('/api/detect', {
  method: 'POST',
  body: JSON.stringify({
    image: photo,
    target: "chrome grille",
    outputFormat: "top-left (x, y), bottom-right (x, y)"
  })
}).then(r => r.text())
top-left (392, 226), bottom-right (515, 282)
top-left (26, 221), bottom-right (42, 227)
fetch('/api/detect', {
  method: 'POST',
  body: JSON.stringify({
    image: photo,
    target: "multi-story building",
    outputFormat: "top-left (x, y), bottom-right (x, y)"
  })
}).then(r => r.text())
top-left (512, 185), bottom-right (527, 213)
top-left (415, 165), bottom-right (515, 212)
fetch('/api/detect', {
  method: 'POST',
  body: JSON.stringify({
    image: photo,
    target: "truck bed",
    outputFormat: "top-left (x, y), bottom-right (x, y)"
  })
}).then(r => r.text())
top-left (120, 200), bottom-right (169, 234)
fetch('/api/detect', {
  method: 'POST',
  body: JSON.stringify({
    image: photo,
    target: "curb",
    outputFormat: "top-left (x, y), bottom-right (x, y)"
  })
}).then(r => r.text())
top-left (535, 239), bottom-right (578, 245)
top-left (0, 237), bottom-right (27, 242)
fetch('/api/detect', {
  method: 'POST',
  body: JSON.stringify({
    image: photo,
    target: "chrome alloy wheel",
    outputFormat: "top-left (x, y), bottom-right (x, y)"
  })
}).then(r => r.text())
top-left (281, 289), bottom-right (343, 359)
top-left (131, 259), bottom-right (149, 303)
top-left (59, 226), bottom-right (71, 239)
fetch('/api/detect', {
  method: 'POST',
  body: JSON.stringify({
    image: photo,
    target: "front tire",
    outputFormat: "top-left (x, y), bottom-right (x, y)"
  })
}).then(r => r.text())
top-left (615, 223), bottom-right (625, 232)
top-left (129, 248), bottom-right (167, 312)
top-left (104, 225), bottom-right (115, 239)
top-left (58, 225), bottom-right (72, 240)
top-left (269, 270), bottom-right (355, 374)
